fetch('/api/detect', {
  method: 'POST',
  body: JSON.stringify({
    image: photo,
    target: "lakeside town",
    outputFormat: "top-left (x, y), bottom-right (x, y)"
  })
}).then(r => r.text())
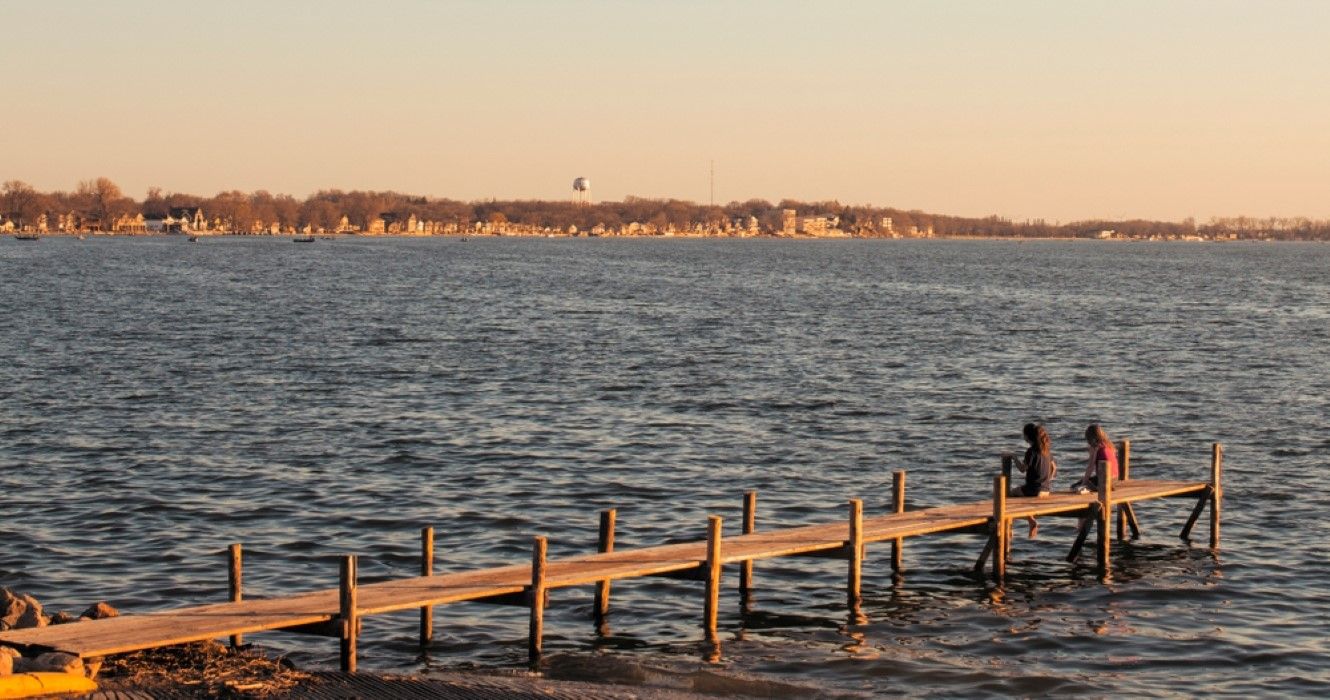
top-left (3, 178), bottom-right (1327, 242)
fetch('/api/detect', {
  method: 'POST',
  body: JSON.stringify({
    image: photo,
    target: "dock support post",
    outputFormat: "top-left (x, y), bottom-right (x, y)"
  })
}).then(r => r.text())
top-left (890, 473), bottom-right (905, 573)
top-left (420, 527), bottom-right (434, 648)
top-left (1118, 440), bottom-right (1141, 539)
top-left (704, 515), bottom-right (723, 643)
top-left (740, 492), bottom-right (756, 592)
top-left (594, 509), bottom-right (616, 623)
top-left (1117, 441), bottom-right (1129, 541)
top-left (528, 536), bottom-right (547, 666)
top-left (992, 476), bottom-right (1007, 582)
top-left (847, 499), bottom-right (864, 608)
top-left (1066, 504), bottom-right (1096, 562)
top-left (1097, 461), bottom-right (1113, 577)
top-left (339, 555), bottom-right (358, 673)
top-left (1210, 443), bottom-right (1223, 549)
top-left (1180, 488), bottom-right (1207, 540)
top-left (228, 544), bottom-right (242, 649)
top-left (974, 531), bottom-right (996, 574)
top-left (1002, 455), bottom-right (1015, 560)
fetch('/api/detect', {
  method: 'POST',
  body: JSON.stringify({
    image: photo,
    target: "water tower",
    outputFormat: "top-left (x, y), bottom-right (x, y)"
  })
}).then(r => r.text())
top-left (573, 177), bottom-right (590, 205)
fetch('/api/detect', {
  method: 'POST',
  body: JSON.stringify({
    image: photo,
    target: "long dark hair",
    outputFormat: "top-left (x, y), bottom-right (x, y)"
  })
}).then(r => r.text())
top-left (1024, 422), bottom-right (1051, 456)
top-left (1035, 424), bottom-right (1051, 456)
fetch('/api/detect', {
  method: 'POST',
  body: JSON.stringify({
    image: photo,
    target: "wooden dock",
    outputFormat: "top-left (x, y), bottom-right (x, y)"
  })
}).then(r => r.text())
top-left (0, 441), bottom-right (1223, 671)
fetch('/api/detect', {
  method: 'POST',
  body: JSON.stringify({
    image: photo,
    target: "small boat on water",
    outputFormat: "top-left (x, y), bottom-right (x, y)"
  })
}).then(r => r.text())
top-left (293, 234), bottom-right (315, 243)
top-left (188, 235), bottom-right (200, 242)
top-left (14, 233), bottom-right (39, 241)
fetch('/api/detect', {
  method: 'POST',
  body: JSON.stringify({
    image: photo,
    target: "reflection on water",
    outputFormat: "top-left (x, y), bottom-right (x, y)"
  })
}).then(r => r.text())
top-left (2, 237), bottom-right (1328, 696)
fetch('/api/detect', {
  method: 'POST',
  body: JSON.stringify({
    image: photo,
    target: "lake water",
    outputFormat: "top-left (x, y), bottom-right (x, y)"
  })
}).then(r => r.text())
top-left (2, 236), bottom-right (1328, 697)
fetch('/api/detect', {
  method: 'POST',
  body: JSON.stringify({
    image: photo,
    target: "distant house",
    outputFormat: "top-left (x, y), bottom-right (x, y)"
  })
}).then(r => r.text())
top-left (112, 213), bottom-right (148, 234)
top-left (367, 212), bottom-right (401, 235)
top-left (781, 209), bottom-right (797, 235)
top-left (77, 214), bottom-right (104, 232)
top-left (165, 207), bottom-right (206, 233)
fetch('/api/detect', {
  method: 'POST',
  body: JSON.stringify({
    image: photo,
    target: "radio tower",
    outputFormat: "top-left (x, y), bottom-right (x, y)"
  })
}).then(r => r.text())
top-left (709, 160), bottom-right (715, 207)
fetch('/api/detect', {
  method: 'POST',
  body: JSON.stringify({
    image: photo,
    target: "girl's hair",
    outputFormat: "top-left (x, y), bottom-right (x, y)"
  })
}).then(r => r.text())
top-left (1034, 424), bottom-right (1052, 456)
top-left (1085, 423), bottom-right (1110, 447)
top-left (1023, 423), bottom-right (1039, 444)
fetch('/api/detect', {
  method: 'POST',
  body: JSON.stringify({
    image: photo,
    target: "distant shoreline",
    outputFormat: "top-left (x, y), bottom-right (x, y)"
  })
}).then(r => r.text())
top-left (6, 231), bottom-right (1311, 242)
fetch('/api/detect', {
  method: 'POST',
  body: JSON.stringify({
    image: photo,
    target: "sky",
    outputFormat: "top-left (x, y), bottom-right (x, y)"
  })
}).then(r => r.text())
top-left (3, 0), bottom-right (1328, 222)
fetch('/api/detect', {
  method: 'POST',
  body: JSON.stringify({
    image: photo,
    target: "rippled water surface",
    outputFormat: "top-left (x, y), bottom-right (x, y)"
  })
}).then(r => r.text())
top-left (2, 237), bottom-right (1328, 697)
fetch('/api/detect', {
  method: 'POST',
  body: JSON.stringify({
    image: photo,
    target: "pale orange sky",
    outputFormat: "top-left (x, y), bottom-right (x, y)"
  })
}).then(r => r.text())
top-left (3, 1), bottom-right (1328, 222)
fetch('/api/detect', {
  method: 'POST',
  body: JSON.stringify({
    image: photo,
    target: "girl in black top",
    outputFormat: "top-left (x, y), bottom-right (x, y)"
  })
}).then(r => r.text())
top-left (1011, 423), bottom-right (1056, 537)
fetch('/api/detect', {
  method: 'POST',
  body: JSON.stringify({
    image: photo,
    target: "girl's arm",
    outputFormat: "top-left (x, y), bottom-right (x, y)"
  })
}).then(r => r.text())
top-left (1081, 446), bottom-right (1097, 481)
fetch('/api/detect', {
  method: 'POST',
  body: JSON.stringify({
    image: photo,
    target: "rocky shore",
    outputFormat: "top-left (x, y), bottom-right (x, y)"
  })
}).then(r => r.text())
top-left (1, 587), bottom-right (118, 680)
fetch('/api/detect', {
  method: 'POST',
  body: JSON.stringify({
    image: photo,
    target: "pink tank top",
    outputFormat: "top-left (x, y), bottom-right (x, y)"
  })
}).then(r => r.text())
top-left (1096, 443), bottom-right (1120, 480)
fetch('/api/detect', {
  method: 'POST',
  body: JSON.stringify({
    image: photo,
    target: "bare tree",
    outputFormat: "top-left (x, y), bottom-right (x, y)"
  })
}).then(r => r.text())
top-left (75, 177), bottom-right (125, 228)
top-left (2, 180), bottom-right (41, 227)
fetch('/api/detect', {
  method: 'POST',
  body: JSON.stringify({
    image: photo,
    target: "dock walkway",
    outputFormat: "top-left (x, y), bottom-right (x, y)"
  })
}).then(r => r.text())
top-left (0, 442), bottom-right (1223, 671)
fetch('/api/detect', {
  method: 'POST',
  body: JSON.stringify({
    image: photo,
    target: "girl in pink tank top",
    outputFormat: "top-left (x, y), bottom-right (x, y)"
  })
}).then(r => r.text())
top-left (1073, 423), bottom-right (1118, 492)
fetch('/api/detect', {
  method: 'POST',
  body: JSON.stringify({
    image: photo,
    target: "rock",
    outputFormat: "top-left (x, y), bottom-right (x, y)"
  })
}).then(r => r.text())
top-left (29, 652), bottom-right (83, 675)
top-left (48, 611), bottom-right (76, 625)
top-left (0, 588), bottom-right (47, 631)
top-left (0, 646), bottom-right (18, 676)
top-left (79, 602), bottom-right (119, 620)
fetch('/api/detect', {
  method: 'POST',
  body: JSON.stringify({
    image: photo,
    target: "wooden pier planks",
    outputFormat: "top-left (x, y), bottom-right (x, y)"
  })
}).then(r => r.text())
top-left (0, 478), bottom-right (1209, 661)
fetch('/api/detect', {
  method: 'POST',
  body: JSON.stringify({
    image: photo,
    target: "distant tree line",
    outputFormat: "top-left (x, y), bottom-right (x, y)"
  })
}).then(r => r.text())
top-left (3, 178), bottom-right (1329, 240)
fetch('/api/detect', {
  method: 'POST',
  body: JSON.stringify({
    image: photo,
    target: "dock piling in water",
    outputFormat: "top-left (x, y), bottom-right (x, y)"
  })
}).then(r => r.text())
top-left (992, 476), bottom-right (1007, 582)
top-left (339, 555), bottom-right (358, 673)
top-left (1119, 441), bottom-right (1141, 539)
top-left (847, 499), bottom-right (864, 606)
top-left (1211, 443), bottom-right (1223, 549)
top-left (228, 544), bottom-right (243, 649)
top-left (528, 536), bottom-right (548, 665)
top-left (740, 492), bottom-right (756, 592)
top-left (420, 527), bottom-right (434, 647)
top-left (1097, 461), bottom-right (1113, 577)
top-left (891, 473), bottom-right (905, 573)
top-left (1067, 504), bottom-right (1095, 563)
top-left (594, 509), bottom-right (616, 624)
top-left (703, 516), bottom-right (723, 643)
